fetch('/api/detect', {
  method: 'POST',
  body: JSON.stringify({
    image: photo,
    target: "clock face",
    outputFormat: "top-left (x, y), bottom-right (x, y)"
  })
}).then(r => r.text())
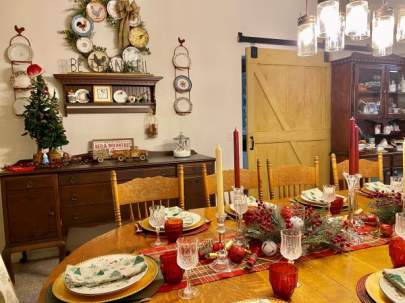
top-left (129, 27), bottom-right (149, 49)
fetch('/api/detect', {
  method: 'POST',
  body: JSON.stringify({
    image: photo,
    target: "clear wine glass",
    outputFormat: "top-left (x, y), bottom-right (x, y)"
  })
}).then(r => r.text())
top-left (149, 205), bottom-right (166, 247)
top-left (390, 176), bottom-right (403, 193)
top-left (280, 229), bottom-right (302, 287)
top-left (232, 186), bottom-right (248, 245)
top-left (322, 184), bottom-right (336, 216)
top-left (177, 237), bottom-right (200, 299)
top-left (395, 212), bottom-right (405, 238)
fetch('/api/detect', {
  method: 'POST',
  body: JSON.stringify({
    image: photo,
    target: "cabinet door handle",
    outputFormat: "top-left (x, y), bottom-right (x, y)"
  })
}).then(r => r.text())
top-left (250, 136), bottom-right (255, 150)
top-left (73, 215), bottom-right (79, 221)
top-left (49, 210), bottom-right (55, 216)
top-left (71, 194), bottom-right (78, 201)
top-left (69, 177), bottom-right (76, 184)
top-left (26, 180), bottom-right (33, 188)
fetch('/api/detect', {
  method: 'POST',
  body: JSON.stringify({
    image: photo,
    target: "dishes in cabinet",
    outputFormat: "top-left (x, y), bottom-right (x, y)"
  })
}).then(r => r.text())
top-left (113, 90), bottom-right (128, 103)
top-left (75, 89), bottom-right (90, 104)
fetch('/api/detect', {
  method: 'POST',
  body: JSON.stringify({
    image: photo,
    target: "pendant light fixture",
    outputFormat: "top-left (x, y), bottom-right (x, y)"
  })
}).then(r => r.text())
top-left (397, 8), bottom-right (405, 42)
top-left (345, 0), bottom-right (370, 40)
top-left (325, 13), bottom-right (346, 52)
top-left (317, 0), bottom-right (340, 39)
top-left (297, 0), bottom-right (318, 56)
top-left (372, 1), bottom-right (394, 56)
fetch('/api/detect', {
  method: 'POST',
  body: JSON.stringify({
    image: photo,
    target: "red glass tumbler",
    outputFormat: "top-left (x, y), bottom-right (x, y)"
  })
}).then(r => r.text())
top-left (330, 197), bottom-right (344, 215)
top-left (160, 251), bottom-right (184, 284)
top-left (165, 218), bottom-right (183, 243)
top-left (269, 262), bottom-right (298, 300)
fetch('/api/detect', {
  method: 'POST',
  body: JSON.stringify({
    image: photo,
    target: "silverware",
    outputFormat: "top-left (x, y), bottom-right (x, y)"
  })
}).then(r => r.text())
top-left (135, 221), bottom-right (143, 233)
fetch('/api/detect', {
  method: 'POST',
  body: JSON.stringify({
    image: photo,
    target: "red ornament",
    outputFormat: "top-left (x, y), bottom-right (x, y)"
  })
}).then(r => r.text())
top-left (363, 214), bottom-right (378, 226)
top-left (280, 206), bottom-right (292, 221)
top-left (228, 244), bottom-right (246, 264)
top-left (249, 239), bottom-right (263, 257)
top-left (389, 236), bottom-right (405, 268)
top-left (26, 64), bottom-right (43, 78)
top-left (212, 242), bottom-right (224, 252)
top-left (380, 224), bottom-right (394, 238)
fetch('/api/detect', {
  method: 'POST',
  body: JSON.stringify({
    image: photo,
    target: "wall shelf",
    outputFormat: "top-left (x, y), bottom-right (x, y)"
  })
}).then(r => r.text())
top-left (54, 73), bottom-right (163, 116)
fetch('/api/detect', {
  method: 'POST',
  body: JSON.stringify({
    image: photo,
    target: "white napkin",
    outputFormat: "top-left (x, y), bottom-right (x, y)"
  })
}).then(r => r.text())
top-left (301, 188), bottom-right (324, 202)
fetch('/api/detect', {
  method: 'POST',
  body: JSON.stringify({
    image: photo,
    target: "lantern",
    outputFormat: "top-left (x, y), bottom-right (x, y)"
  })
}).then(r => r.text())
top-left (372, 3), bottom-right (394, 57)
top-left (297, 15), bottom-right (318, 57)
top-left (317, 0), bottom-right (340, 39)
top-left (345, 0), bottom-right (370, 40)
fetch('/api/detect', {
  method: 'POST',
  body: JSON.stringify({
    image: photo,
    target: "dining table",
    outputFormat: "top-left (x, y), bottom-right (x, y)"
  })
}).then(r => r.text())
top-left (38, 192), bottom-right (392, 303)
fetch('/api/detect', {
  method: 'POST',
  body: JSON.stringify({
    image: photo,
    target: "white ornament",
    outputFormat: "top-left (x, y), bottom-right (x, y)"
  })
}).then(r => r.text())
top-left (261, 240), bottom-right (277, 257)
top-left (290, 216), bottom-right (304, 230)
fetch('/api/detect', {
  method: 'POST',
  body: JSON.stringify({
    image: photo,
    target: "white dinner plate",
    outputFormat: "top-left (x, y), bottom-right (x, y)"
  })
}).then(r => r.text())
top-left (113, 90), bottom-right (128, 103)
top-left (379, 270), bottom-right (405, 303)
top-left (7, 43), bottom-right (33, 61)
top-left (64, 254), bottom-right (148, 296)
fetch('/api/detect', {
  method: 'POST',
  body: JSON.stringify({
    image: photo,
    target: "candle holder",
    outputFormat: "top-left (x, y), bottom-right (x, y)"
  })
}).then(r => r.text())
top-left (209, 213), bottom-right (232, 273)
top-left (343, 172), bottom-right (362, 244)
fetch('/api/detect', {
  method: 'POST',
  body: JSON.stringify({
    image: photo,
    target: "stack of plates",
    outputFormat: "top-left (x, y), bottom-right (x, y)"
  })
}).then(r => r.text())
top-left (299, 188), bottom-right (347, 208)
top-left (364, 181), bottom-right (391, 193)
top-left (52, 254), bottom-right (158, 302)
top-left (365, 268), bottom-right (405, 303)
top-left (139, 207), bottom-right (205, 232)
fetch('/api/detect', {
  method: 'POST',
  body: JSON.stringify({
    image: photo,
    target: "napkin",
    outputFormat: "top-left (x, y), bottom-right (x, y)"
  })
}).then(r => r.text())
top-left (165, 207), bottom-right (195, 226)
top-left (64, 255), bottom-right (147, 289)
top-left (364, 181), bottom-right (390, 193)
top-left (301, 188), bottom-right (324, 202)
top-left (383, 268), bottom-right (405, 294)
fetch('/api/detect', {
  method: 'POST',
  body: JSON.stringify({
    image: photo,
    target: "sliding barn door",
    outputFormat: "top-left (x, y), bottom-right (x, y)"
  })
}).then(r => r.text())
top-left (246, 48), bottom-right (331, 200)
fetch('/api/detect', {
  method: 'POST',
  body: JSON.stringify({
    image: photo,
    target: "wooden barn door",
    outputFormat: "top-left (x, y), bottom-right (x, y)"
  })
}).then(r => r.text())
top-left (246, 48), bottom-right (331, 200)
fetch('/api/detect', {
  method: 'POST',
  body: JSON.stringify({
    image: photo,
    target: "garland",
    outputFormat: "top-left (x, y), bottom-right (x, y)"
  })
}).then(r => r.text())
top-left (369, 193), bottom-right (403, 225)
top-left (59, 0), bottom-right (150, 72)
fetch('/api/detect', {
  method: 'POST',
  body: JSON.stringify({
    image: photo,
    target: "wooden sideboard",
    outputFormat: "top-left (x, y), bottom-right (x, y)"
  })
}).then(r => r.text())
top-left (0, 151), bottom-right (215, 281)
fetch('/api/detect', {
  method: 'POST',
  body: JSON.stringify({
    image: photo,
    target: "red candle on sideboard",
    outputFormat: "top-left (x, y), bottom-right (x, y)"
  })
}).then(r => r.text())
top-left (233, 128), bottom-right (241, 188)
top-left (354, 124), bottom-right (359, 174)
top-left (348, 118), bottom-right (356, 175)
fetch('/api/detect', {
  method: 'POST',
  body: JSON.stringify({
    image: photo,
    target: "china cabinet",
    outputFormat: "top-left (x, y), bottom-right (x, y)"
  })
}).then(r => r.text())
top-left (331, 52), bottom-right (405, 181)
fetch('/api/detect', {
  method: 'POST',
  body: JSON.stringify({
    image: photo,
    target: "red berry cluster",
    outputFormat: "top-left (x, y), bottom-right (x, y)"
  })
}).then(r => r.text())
top-left (248, 202), bottom-right (275, 232)
top-left (330, 233), bottom-right (349, 249)
top-left (305, 207), bottom-right (322, 228)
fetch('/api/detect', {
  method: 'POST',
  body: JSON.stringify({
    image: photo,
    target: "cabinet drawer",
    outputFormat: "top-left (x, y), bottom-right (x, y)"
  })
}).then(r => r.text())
top-left (60, 183), bottom-right (113, 207)
top-left (183, 162), bottom-right (215, 176)
top-left (59, 171), bottom-right (110, 186)
top-left (4, 174), bottom-right (56, 191)
top-left (6, 188), bottom-right (59, 244)
top-left (117, 166), bottom-right (176, 181)
top-left (62, 204), bottom-right (114, 227)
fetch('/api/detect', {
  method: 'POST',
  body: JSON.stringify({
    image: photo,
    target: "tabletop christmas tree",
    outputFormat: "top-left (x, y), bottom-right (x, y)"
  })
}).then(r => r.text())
top-left (22, 64), bottom-right (68, 165)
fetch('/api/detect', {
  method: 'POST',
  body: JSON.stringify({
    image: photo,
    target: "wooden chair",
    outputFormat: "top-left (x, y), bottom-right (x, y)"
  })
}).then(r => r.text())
top-left (201, 159), bottom-right (264, 208)
top-left (111, 165), bottom-right (185, 227)
top-left (331, 152), bottom-right (383, 190)
top-left (267, 156), bottom-right (320, 200)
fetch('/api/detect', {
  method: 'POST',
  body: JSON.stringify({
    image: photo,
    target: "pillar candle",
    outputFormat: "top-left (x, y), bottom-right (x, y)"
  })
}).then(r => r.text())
top-left (233, 129), bottom-right (241, 188)
top-left (215, 145), bottom-right (225, 216)
top-left (349, 118), bottom-right (356, 175)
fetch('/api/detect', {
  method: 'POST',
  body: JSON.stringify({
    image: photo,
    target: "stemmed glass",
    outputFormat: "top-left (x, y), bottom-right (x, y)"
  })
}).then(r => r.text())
top-left (390, 176), bottom-right (403, 193)
top-left (149, 205), bottom-right (166, 247)
top-left (322, 184), bottom-right (336, 216)
top-left (177, 237), bottom-right (200, 300)
top-left (232, 186), bottom-right (248, 245)
top-left (280, 229), bottom-right (302, 287)
top-left (395, 212), bottom-right (405, 238)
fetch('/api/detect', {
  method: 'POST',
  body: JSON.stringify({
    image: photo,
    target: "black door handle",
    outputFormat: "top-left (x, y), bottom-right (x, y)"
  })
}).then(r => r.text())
top-left (250, 136), bottom-right (255, 150)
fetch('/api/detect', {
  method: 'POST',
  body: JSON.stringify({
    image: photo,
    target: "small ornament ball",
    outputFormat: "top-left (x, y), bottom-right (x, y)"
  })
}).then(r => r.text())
top-left (261, 240), bottom-right (277, 257)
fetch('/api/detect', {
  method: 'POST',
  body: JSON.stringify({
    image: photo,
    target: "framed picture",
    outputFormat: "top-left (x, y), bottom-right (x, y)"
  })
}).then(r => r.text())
top-left (92, 138), bottom-right (134, 155)
top-left (93, 85), bottom-right (112, 103)
top-left (0, 257), bottom-right (18, 303)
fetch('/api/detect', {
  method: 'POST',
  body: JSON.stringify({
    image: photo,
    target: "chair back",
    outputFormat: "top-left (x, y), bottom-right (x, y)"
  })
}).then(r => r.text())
top-left (111, 165), bottom-right (185, 227)
top-left (201, 160), bottom-right (264, 207)
top-left (331, 152), bottom-right (383, 190)
top-left (267, 156), bottom-right (320, 199)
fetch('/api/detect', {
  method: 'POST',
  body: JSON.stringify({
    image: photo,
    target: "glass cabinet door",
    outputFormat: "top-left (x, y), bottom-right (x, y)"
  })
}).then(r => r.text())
top-left (356, 65), bottom-right (384, 117)
top-left (387, 66), bottom-right (405, 116)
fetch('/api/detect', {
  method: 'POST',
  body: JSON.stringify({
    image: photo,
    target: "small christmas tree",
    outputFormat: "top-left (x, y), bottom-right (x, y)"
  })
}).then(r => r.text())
top-left (22, 74), bottom-right (69, 156)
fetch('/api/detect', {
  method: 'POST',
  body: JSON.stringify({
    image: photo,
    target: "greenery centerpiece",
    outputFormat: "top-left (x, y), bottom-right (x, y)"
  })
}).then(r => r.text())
top-left (22, 74), bottom-right (69, 165)
top-left (368, 192), bottom-right (402, 225)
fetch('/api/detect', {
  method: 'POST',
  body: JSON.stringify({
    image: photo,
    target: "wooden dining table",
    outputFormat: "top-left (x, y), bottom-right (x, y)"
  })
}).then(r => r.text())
top-left (39, 193), bottom-right (392, 303)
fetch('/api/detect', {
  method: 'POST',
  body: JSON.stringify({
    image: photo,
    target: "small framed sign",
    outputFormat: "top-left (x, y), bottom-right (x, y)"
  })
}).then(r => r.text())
top-left (92, 138), bottom-right (134, 155)
top-left (93, 85), bottom-right (112, 103)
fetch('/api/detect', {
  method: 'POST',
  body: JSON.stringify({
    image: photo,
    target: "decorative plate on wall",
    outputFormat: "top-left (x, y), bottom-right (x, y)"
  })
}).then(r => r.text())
top-left (174, 75), bottom-right (192, 93)
top-left (7, 43), bottom-right (33, 61)
top-left (172, 53), bottom-right (191, 69)
top-left (122, 46), bottom-right (141, 63)
top-left (107, 0), bottom-right (121, 20)
top-left (76, 37), bottom-right (93, 54)
top-left (87, 50), bottom-right (109, 72)
top-left (174, 97), bottom-right (193, 114)
top-left (129, 27), bottom-right (149, 49)
top-left (86, 2), bottom-right (107, 22)
top-left (71, 15), bottom-right (93, 37)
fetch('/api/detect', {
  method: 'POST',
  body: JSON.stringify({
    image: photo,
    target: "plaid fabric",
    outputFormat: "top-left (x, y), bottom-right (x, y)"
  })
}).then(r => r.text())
top-left (139, 231), bottom-right (390, 293)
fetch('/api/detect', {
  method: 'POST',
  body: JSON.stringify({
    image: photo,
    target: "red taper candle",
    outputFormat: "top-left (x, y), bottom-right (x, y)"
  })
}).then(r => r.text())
top-left (354, 124), bottom-right (359, 174)
top-left (233, 128), bottom-right (241, 188)
top-left (349, 117), bottom-right (356, 175)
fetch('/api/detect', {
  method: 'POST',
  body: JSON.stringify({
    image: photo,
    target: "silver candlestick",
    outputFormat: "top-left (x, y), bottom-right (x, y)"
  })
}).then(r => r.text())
top-left (209, 213), bottom-right (232, 273)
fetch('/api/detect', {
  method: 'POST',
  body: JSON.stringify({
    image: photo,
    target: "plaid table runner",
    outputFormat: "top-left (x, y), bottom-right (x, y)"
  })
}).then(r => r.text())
top-left (140, 231), bottom-right (390, 293)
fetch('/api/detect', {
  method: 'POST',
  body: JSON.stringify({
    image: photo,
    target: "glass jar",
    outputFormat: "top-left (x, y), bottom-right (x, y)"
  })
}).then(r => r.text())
top-left (297, 15), bottom-right (317, 57)
top-left (173, 132), bottom-right (191, 158)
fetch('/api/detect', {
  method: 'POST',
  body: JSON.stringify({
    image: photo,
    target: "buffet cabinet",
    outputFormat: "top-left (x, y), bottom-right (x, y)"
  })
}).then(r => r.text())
top-left (331, 52), bottom-right (405, 182)
top-left (0, 152), bottom-right (215, 281)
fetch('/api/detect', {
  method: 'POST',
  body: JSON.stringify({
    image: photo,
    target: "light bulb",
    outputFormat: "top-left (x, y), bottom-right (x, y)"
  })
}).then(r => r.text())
top-left (372, 4), bottom-right (394, 56)
top-left (345, 0), bottom-right (370, 40)
top-left (397, 8), bottom-right (405, 42)
top-left (297, 15), bottom-right (318, 57)
top-left (317, 0), bottom-right (340, 38)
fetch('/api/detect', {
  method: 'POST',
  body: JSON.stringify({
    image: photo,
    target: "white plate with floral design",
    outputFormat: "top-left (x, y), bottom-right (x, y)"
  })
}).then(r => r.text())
top-left (64, 254), bottom-right (148, 296)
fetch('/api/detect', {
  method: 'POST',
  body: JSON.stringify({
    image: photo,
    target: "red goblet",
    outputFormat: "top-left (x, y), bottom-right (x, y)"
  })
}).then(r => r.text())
top-left (165, 218), bottom-right (183, 243)
top-left (269, 262), bottom-right (298, 300)
top-left (160, 251), bottom-right (184, 284)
